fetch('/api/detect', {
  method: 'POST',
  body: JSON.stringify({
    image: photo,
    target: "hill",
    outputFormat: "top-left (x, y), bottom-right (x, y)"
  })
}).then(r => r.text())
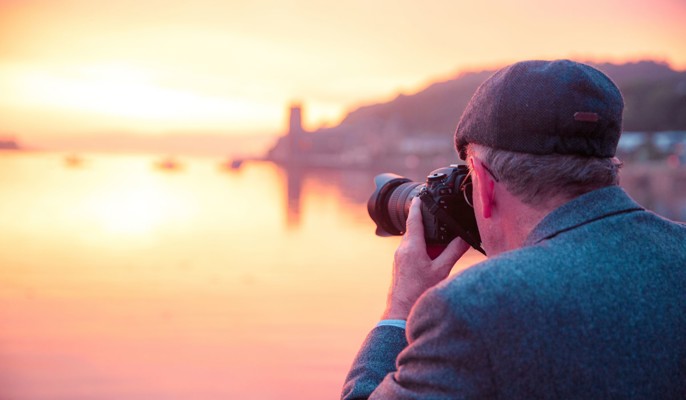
top-left (336, 60), bottom-right (686, 135)
top-left (268, 60), bottom-right (686, 169)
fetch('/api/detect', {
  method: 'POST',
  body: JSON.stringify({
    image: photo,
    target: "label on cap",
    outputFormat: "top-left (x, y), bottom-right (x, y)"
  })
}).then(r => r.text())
top-left (574, 112), bottom-right (600, 122)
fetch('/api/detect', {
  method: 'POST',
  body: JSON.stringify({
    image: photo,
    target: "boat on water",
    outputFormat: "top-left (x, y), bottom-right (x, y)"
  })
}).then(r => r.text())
top-left (155, 157), bottom-right (182, 171)
top-left (64, 154), bottom-right (84, 167)
top-left (230, 159), bottom-right (243, 169)
top-left (218, 158), bottom-right (244, 171)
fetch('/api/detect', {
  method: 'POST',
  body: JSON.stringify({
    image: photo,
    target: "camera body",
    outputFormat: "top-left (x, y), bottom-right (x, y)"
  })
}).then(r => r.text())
top-left (367, 164), bottom-right (484, 254)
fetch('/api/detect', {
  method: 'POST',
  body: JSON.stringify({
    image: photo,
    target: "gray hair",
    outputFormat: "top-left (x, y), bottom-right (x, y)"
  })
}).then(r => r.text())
top-left (466, 143), bottom-right (622, 206)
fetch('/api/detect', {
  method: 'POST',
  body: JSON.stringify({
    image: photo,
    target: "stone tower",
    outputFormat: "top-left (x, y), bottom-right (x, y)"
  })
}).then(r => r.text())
top-left (287, 104), bottom-right (304, 157)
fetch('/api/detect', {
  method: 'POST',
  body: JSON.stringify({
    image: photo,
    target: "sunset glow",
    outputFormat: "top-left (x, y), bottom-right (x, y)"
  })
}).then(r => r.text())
top-left (1, 0), bottom-right (685, 143)
top-left (79, 172), bottom-right (192, 236)
top-left (2, 3), bottom-right (685, 398)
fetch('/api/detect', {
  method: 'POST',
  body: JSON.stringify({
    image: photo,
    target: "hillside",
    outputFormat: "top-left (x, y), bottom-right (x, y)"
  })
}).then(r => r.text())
top-left (335, 60), bottom-right (686, 135)
top-left (268, 60), bottom-right (686, 169)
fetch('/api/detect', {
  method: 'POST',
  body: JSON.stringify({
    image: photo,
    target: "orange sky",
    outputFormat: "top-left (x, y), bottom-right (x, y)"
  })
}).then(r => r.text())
top-left (1, 0), bottom-right (685, 139)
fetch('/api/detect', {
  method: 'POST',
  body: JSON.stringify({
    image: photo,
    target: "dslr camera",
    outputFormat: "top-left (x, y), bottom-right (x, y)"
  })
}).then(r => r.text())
top-left (367, 164), bottom-right (485, 254)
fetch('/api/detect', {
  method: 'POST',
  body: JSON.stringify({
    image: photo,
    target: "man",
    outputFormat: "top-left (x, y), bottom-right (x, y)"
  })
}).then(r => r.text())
top-left (341, 60), bottom-right (686, 399)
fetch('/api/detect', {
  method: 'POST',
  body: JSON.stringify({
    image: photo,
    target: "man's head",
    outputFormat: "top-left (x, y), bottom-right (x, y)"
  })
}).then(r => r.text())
top-left (454, 60), bottom-right (624, 254)
top-left (455, 59), bottom-right (624, 160)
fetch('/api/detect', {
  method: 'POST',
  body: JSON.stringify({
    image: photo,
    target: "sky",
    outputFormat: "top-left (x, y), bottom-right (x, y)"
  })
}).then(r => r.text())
top-left (1, 0), bottom-right (686, 142)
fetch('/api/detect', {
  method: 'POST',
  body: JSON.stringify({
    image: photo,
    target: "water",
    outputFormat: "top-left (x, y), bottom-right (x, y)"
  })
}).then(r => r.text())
top-left (0, 152), bottom-right (683, 399)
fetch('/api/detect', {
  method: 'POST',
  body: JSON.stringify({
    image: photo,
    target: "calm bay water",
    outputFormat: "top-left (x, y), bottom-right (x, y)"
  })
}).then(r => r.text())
top-left (0, 152), bottom-right (484, 400)
top-left (0, 151), bottom-right (683, 399)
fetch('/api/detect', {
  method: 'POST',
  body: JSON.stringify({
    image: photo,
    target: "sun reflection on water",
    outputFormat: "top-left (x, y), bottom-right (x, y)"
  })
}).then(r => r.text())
top-left (0, 153), bottom-right (487, 400)
top-left (78, 173), bottom-right (195, 237)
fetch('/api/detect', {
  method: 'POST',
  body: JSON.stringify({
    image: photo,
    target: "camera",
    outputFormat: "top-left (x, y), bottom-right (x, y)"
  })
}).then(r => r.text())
top-left (367, 164), bottom-right (485, 254)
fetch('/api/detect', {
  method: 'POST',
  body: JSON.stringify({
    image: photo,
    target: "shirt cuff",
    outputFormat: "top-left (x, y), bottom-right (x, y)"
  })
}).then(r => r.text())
top-left (376, 319), bottom-right (407, 330)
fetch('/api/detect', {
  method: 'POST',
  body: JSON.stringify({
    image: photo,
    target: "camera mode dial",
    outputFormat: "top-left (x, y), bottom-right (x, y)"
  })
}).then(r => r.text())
top-left (427, 172), bottom-right (447, 183)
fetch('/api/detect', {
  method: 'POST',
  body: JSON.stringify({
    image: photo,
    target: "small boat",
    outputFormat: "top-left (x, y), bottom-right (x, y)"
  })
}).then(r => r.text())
top-left (218, 158), bottom-right (244, 171)
top-left (155, 157), bottom-right (182, 171)
top-left (64, 154), bottom-right (84, 167)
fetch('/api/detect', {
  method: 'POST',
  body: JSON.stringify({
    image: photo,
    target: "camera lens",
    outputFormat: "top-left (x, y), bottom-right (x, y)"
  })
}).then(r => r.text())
top-left (367, 165), bottom-right (484, 254)
top-left (367, 173), bottom-right (423, 236)
top-left (386, 182), bottom-right (422, 233)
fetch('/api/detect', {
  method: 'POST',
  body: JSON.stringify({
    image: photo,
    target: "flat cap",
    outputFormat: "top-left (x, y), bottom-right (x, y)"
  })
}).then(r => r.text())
top-left (455, 60), bottom-right (623, 160)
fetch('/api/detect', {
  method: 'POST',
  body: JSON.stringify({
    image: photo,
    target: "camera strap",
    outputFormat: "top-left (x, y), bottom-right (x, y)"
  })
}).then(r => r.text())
top-left (419, 192), bottom-right (486, 255)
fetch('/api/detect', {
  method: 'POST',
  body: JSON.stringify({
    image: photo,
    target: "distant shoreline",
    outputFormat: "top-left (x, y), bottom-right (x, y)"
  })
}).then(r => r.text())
top-left (0, 138), bottom-right (21, 151)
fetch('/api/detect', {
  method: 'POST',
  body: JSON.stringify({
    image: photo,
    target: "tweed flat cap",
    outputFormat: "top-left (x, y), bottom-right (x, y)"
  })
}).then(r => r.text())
top-left (455, 60), bottom-right (623, 160)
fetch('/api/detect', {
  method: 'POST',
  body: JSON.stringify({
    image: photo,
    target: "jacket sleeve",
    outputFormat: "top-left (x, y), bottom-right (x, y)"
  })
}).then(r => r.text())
top-left (345, 286), bottom-right (497, 399)
top-left (341, 325), bottom-right (408, 400)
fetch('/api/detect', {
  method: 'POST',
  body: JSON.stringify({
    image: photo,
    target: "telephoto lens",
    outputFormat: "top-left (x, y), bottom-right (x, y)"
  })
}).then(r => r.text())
top-left (367, 165), bottom-right (484, 254)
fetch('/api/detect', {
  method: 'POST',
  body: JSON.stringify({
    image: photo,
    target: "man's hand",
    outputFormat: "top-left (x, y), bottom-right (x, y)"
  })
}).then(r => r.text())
top-left (382, 197), bottom-right (470, 320)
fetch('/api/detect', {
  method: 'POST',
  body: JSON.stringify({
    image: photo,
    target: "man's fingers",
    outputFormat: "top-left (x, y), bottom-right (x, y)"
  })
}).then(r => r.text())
top-left (404, 197), bottom-right (425, 246)
top-left (433, 237), bottom-right (470, 270)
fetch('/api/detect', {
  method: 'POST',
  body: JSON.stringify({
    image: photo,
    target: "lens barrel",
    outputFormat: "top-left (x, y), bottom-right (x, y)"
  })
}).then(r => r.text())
top-left (386, 181), bottom-right (423, 234)
top-left (367, 174), bottom-right (423, 236)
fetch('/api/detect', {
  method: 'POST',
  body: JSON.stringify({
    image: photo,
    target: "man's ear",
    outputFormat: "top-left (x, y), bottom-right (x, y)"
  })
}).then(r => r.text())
top-left (473, 159), bottom-right (495, 219)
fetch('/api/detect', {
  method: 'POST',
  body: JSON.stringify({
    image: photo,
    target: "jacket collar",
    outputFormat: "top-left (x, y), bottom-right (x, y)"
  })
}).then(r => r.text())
top-left (524, 186), bottom-right (644, 246)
